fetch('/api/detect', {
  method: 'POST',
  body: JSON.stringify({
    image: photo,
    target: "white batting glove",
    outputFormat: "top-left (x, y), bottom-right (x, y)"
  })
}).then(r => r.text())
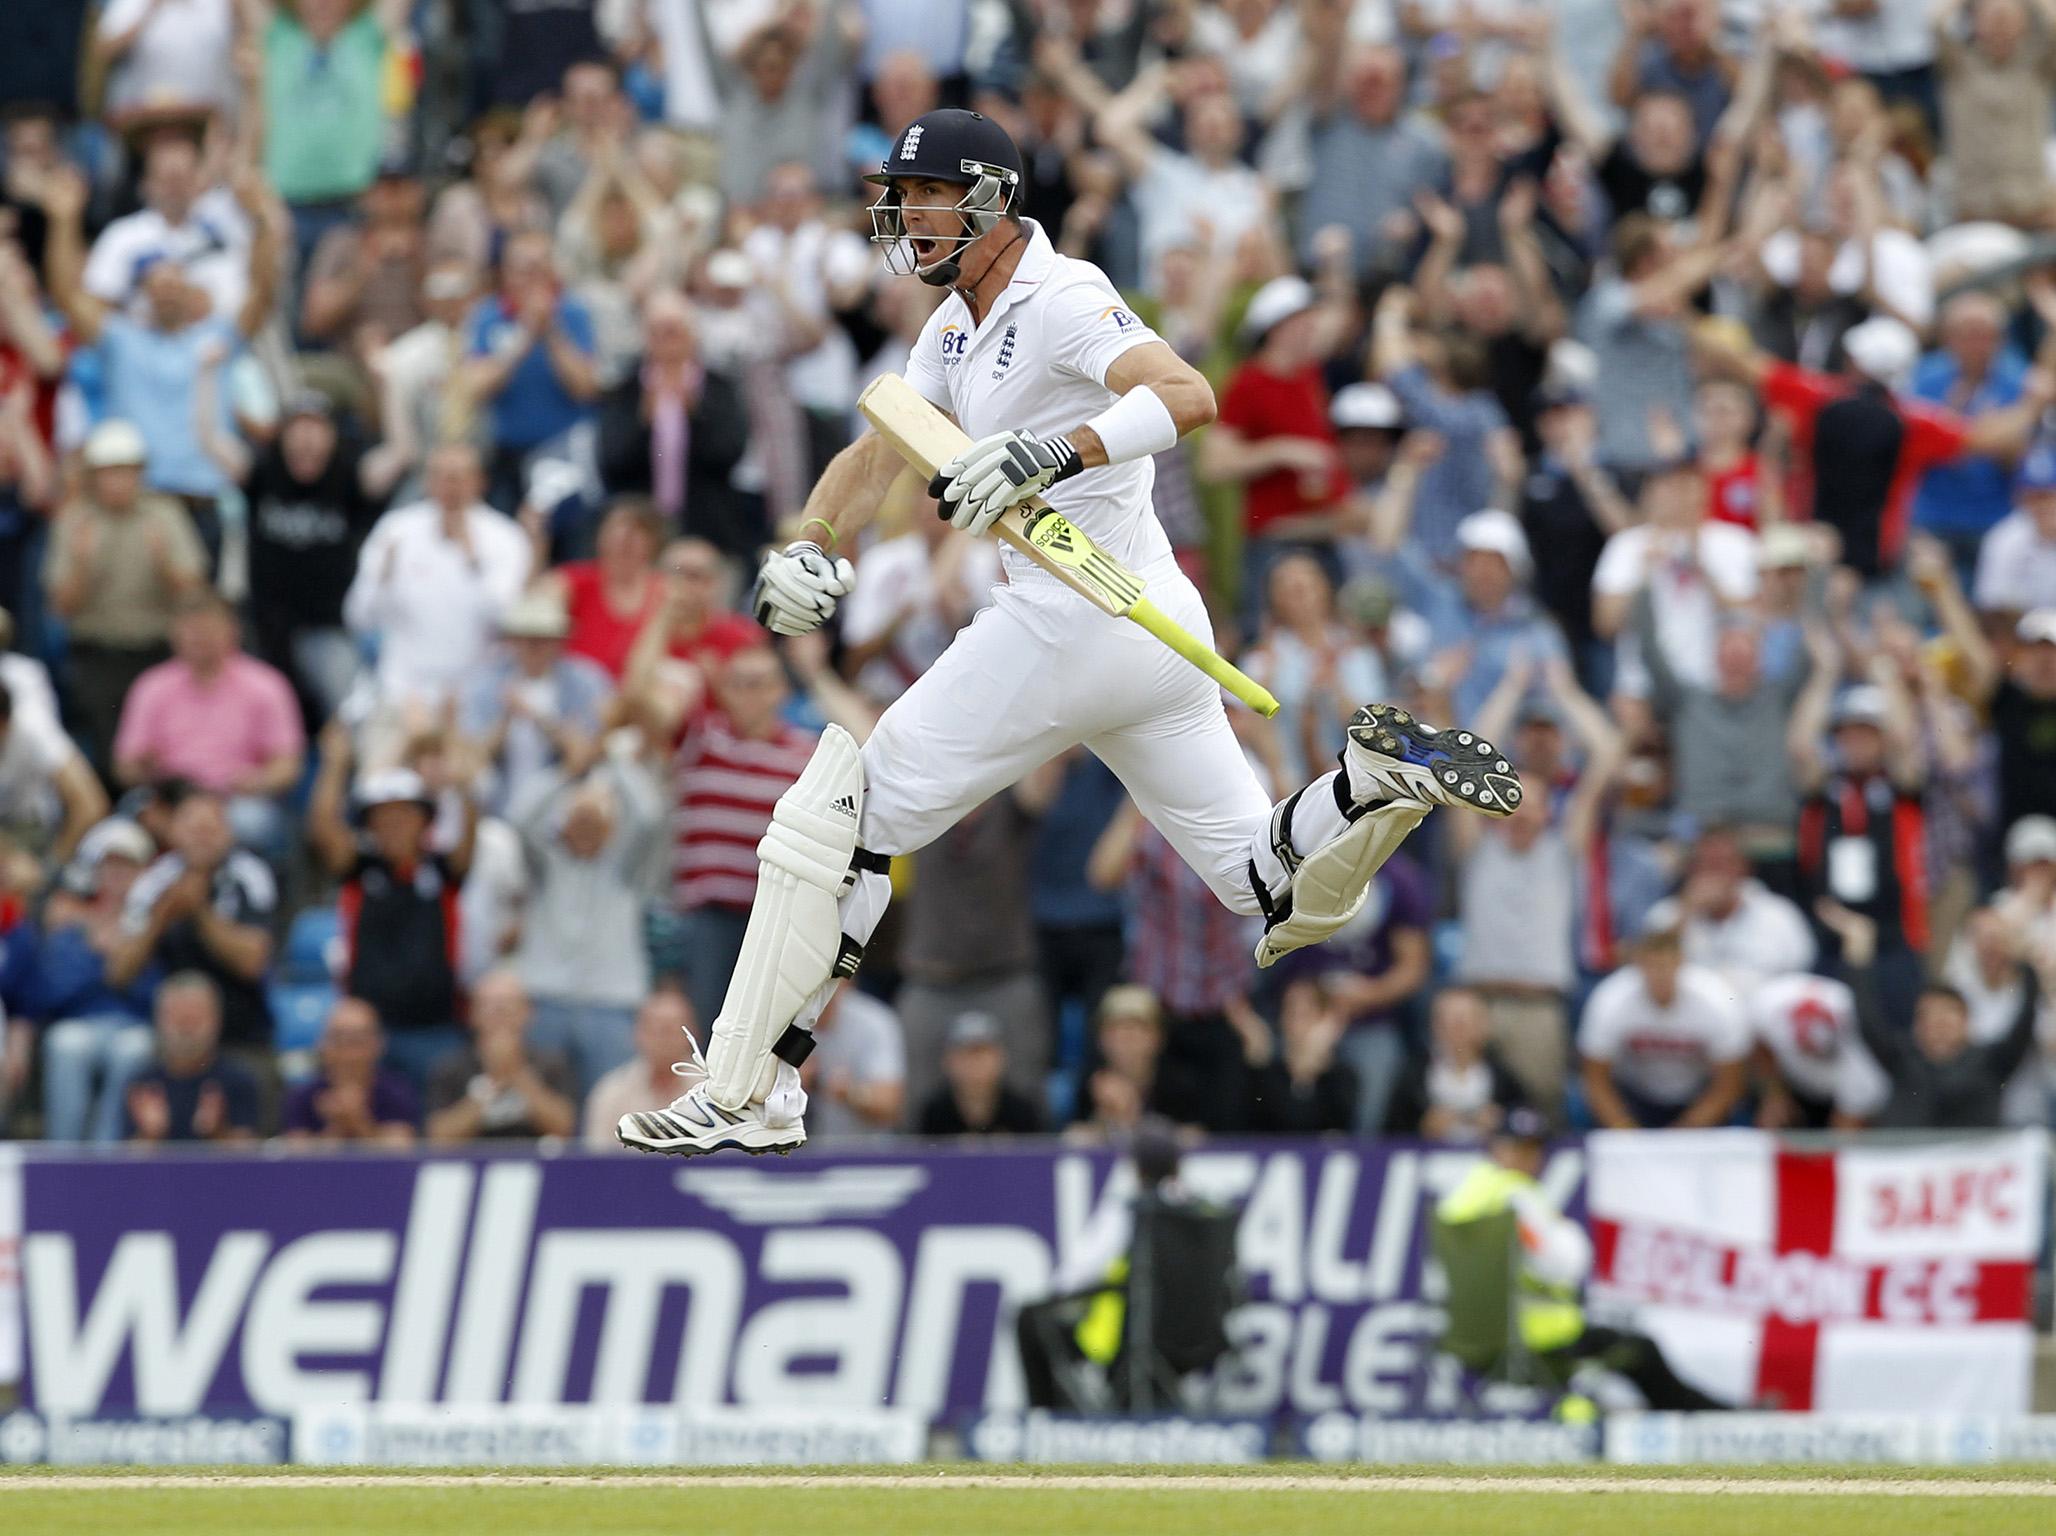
top-left (752, 541), bottom-right (855, 636)
top-left (930, 428), bottom-right (1084, 536)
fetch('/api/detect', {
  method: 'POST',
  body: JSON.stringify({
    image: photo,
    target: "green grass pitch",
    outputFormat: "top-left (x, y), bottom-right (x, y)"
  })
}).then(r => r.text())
top-left (7, 1465), bottom-right (2056, 1536)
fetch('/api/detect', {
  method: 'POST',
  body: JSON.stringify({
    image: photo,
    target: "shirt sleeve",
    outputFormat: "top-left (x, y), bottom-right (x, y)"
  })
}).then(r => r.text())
top-left (251, 664), bottom-right (306, 761)
top-left (1045, 276), bottom-right (1164, 388)
top-left (153, 503), bottom-right (206, 581)
top-left (1761, 361), bottom-right (1836, 431)
top-left (1902, 402), bottom-right (1971, 471)
top-left (1577, 981), bottom-right (1625, 1060)
top-left (110, 673), bottom-right (159, 770)
top-left (1589, 528), bottom-right (1646, 597)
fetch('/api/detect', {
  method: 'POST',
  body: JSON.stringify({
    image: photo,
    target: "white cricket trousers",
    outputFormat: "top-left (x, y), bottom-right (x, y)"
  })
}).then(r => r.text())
top-left (859, 561), bottom-right (1275, 916)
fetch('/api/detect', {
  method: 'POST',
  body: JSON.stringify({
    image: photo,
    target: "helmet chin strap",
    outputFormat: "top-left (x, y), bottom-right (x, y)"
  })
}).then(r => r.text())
top-left (946, 223), bottom-right (1024, 301)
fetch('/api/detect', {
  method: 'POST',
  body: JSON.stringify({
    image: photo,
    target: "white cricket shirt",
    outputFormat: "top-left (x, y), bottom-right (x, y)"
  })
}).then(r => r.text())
top-left (1750, 971), bottom-right (1890, 1118)
top-left (901, 220), bottom-right (1175, 585)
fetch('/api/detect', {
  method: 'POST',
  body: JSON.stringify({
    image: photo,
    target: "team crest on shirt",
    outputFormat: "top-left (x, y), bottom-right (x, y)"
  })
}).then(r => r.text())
top-left (1100, 305), bottom-right (1138, 330)
top-left (991, 322), bottom-right (1018, 379)
top-left (939, 324), bottom-right (967, 366)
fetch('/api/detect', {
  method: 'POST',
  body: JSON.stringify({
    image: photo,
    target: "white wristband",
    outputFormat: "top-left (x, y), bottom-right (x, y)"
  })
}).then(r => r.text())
top-left (1084, 384), bottom-right (1179, 466)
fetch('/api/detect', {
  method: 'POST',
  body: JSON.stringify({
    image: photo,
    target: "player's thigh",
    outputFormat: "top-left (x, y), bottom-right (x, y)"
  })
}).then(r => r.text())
top-left (860, 596), bottom-right (1083, 856)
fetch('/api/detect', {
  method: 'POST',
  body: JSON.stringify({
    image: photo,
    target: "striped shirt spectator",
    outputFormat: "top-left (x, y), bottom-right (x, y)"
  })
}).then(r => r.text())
top-left (671, 701), bottom-right (818, 913)
top-left (1121, 820), bottom-right (1258, 1019)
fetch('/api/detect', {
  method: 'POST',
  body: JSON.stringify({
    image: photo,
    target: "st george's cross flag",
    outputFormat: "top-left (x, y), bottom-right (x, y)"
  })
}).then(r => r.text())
top-left (1585, 1130), bottom-right (2046, 1413)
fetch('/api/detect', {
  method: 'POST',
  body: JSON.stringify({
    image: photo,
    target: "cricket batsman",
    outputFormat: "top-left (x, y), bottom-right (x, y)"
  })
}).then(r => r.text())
top-left (619, 108), bottom-right (1523, 1156)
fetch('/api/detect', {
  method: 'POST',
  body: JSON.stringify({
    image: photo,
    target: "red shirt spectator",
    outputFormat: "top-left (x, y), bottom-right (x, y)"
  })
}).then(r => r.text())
top-left (1204, 277), bottom-right (1351, 539)
top-left (560, 531), bottom-right (763, 680)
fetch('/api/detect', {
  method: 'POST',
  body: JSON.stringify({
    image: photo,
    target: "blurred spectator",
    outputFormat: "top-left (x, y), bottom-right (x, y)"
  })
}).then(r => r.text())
top-left (512, 60), bottom-right (628, 220)
top-left (343, 441), bottom-right (532, 730)
top-left (45, 162), bottom-right (281, 547)
top-left (556, 132), bottom-right (686, 387)
top-left (1913, 291), bottom-right (2028, 570)
top-left (258, 0), bottom-right (410, 227)
top-left (593, 294), bottom-right (754, 558)
top-left (109, 787), bottom-right (275, 1051)
top-left (1934, 0), bottom-right (2056, 226)
top-left (1404, 508), bottom-right (1569, 724)
top-left (717, 5), bottom-right (862, 207)
top-left (1943, 901), bottom-right (2055, 1124)
top-left (77, 133), bottom-right (248, 321)
top-left (916, 1008), bottom-right (1046, 1136)
top-left (300, 156), bottom-right (431, 368)
top-left (1791, 667), bottom-right (1932, 1019)
top-left (91, 0), bottom-right (237, 128)
top-left (1295, 44), bottom-right (1445, 277)
top-left (0, 678), bottom-right (106, 862)
top-left (1645, 827), bottom-right (1816, 1002)
top-left (1275, 846), bottom-right (1430, 1136)
top-left (1242, 552), bottom-right (1387, 786)
top-left (1089, 794), bottom-right (1262, 1133)
top-left (43, 419), bottom-right (206, 775)
top-left (461, 230), bottom-right (600, 511)
top-left (1578, 925), bottom-right (1751, 1129)
top-left (1455, 650), bottom-right (1625, 1113)
top-left (1836, 903), bottom-right (2046, 1128)
top-left (309, 724), bottom-right (476, 1090)
top-left (799, 982), bottom-right (908, 1140)
top-left (239, 391), bottom-right (384, 719)
top-left (1633, 567), bottom-right (1816, 848)
top-left (1201, 275), bottom-right (1355, 606)
top-left (1389, 985), bottom-right (1531, 1142)
top-left (1241, 978), bottom-right (1357, 1135)
top-left (122, 970), bottom-right (259, 1142)
top-left (362, 260), bottom-right (481, 499)
top-left (1750, 970), bottom-right (1889, 1130)
top-left (1027, 749), bottom-right (1126, 1072)
top-left (1698, 315), bottom-right (2049, 579)
top-left (113, 591), bottom-right (304, 857)
top-left (1957, 608), bottom-right (2056, 835)
top-left (457, 589), bottom-right (612, 817)
top-left (424, 969), bottom-right (577, 1143)
top-left (1974, 445), bottom-right (2056, 619)
top-left (1369, 286), bottom-right (1521, 566)
top-left (1518, 385), bottom-right (1634, 664)
top-left (279, 995), bottom-right (419, 1145)
top-left (536, 499), bottom-right (667, 680)
top-left (896, 767), bottom-right (1058, 1121)
top-left (1066, 984), bottom-right (1204, 1142)
top-left (583, 983), bottom-right (699, 1147)
top-left (33, 818), bottom-right (160, 1141)
top-left (1994, 814), bottom-right (2056, 954)
top-left (840, 517), bottom-right (999, 708)
top-left (511, 752), bottom-right (664, 1097)
top-left (653, 643), bottom-right (816, 1032)
top-left (1594, 455), bottom-right (1759, 695)
top-left (1695, 378), bottom-right (1774, 530)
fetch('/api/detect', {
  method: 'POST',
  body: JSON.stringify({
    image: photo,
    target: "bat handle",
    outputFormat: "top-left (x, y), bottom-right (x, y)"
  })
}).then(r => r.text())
top-left (1125, 597), bottom-right (1282, 718)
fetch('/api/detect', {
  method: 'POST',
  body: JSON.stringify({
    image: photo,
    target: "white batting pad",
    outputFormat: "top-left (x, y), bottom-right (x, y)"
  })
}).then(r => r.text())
top-left (706, 725), bottom-right (865, 1108)
top-left (1254, 796), bottom-right (1428, 968)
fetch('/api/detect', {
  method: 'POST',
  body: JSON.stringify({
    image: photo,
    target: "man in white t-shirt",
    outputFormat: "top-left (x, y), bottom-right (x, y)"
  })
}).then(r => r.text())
top-left (0, 679), bottom-right (108, 862)
top-left (1751, 970), bottom-right (1891, 1129)
top-left (82, 135), bottom-right (249, 324)
top-left (1578, 926), bottom-right (1751, 1128)
top-left (1591, 458), bottom-right (1759, 692)
top-left (1644, 828), bottom-right (1815, 1005)
top-left (839, 519), bottom-right (999, 706)
top-left (800, 983), bottom-right (906, 1139)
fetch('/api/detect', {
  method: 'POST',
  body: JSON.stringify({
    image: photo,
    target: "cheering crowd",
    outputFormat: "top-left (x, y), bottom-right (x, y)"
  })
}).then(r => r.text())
top-left (0, 0), bottom-right (2052, 1149)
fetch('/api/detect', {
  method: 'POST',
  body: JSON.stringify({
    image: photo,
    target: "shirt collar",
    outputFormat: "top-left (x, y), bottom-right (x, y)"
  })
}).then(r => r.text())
top-left (969, 219), bottom-right (1054, 331)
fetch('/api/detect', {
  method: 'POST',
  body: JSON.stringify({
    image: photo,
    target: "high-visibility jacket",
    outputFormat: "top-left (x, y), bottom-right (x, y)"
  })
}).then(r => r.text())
top-left (1435, 1160), bottom-right (1588, 1353)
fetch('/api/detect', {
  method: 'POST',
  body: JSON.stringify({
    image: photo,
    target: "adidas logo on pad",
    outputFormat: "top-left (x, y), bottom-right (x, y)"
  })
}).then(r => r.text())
top-left (832, 795), bottom-right (857, 818)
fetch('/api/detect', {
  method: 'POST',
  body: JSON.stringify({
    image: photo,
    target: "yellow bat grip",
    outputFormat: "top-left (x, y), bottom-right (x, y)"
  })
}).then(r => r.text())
top-left (1125, 597), bottom-right (1281, 718)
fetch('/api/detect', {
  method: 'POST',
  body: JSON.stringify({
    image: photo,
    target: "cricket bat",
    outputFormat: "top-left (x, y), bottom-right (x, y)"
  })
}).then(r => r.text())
top-left (856, 373), bottom-right (1281, 718)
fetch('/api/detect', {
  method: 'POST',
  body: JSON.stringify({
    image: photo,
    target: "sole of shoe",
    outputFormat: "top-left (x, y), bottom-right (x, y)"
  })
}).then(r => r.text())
top-left (616, 1110), bottom-right (806, 1157)
top-left (1347, 703), bottom-right (1522, 817)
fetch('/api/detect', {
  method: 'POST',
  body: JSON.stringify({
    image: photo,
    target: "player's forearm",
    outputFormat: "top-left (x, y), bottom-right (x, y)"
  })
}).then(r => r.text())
top-left (796, 432), bottom-right (902, 546)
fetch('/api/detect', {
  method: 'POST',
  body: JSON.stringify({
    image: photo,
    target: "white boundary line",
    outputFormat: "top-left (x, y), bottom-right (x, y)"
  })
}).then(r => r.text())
top-left (2, 1474), bottom-right (2055, 1497)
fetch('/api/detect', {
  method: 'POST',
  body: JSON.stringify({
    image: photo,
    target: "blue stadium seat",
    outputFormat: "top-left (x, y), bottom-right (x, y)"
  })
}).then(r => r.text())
top-left (270, 981), bottom-right (337, 1054)
top-left (282, 907), bottom-right (341, 984)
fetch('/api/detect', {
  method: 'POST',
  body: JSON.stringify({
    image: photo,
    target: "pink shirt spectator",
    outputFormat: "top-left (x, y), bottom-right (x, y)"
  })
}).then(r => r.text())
top-left (113, 654), bottom-right (304, 793)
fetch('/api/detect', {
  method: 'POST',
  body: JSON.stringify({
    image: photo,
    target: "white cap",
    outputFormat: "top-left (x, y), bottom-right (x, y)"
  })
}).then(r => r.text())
top-left (83, 419), bottom-right (148, 470)
top-left (1242, 275), bottom-right (1316, 342)
top-left (354, 768), bottom-right (435, 815)
top-left (1841, 317), bottom-right (1919, 391)
top-left (500, 590), bottom-right (571, 640)
top-left (1831, 684), bottom-right (1889, 728)
top-left (2017, 608), bottom-right (2056, 646)
top-left (1758, 524), bottom-right (1814, 569)
top-left (1331, 382), bottom-right (1404, 431)
top-left (1454, 508), bottom-right (1532, 580)
top-left (2005, 814), bottom-right (2056, 865)
top-left (79, 816), bottom-right (155, 867)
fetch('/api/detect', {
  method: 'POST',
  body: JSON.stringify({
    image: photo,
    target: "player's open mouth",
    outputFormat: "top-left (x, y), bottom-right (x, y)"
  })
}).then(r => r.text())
top-left (912, 238), bottom-right (939, 261)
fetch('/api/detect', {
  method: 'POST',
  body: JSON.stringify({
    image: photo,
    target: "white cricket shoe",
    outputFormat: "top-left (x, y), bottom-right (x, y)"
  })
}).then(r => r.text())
top-left (1343, 703), bottom-right (1523, 817)
top-left (615, 1034), bottom-right (807, 1157)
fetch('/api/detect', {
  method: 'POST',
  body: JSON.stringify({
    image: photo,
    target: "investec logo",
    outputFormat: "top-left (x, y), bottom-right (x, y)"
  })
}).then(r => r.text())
top-left (21, 1161), bottom-right (1050, 1418)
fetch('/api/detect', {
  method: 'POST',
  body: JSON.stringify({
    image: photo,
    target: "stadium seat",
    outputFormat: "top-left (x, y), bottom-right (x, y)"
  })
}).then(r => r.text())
top-left (282, 908), bottom-right (342, 984)
top-left (270, 980), bottom-right (337, 1055)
